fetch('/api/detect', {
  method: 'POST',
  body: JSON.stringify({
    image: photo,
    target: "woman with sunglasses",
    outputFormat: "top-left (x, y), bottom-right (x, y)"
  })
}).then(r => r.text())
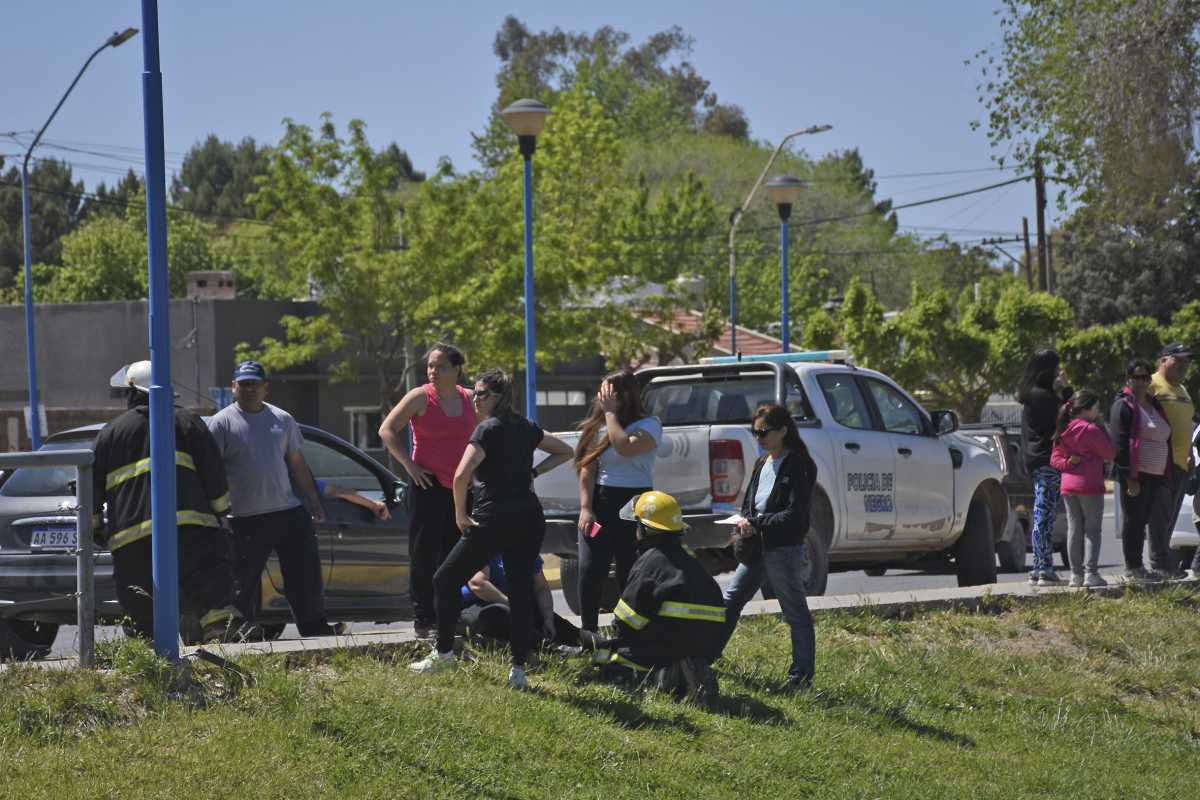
top-left (410, 369), bottom-right (574, 690)
top-left (718, 403), bottom-right (819, 691)
top-left (573, 370), bottom-right (662, 633)
top-left (1110, 359), bottom-right (1174, 583)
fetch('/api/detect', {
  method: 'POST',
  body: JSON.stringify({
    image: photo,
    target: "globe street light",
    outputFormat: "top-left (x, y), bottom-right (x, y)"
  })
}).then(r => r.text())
top-left (501, 98), bottom-right (550, 421)
top-left (765, 174), bottom-right (804, 353)
top-left (19, 27), bottom-right (138, 448)
top-left (727, 124), bottom-right (831, 354)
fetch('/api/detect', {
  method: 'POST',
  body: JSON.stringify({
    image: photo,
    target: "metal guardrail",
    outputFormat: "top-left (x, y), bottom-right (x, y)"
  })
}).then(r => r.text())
top-left (0, 449), bottom-right (95, 666)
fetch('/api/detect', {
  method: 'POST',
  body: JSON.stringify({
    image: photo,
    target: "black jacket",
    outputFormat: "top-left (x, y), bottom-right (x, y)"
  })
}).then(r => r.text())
top-left (611, 533), bottom-right (726, 665)
top-left (91, 398), bottom-right (231, 551)
top-left (1020, 385), bottom-right (1071, 472)
top-left (739, 448), bottom-right (818, 550)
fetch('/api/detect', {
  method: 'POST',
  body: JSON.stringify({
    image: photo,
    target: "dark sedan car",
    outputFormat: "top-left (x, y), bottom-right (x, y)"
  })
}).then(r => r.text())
top-left (0, 422), bottom-right (412, 659)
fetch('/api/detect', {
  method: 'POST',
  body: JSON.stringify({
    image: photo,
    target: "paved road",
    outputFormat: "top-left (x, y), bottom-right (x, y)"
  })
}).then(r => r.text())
top-left (47, 494), bottom-right (1197, 658)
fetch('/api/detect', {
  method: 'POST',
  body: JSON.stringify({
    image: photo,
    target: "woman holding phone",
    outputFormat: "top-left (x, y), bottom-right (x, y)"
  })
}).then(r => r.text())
top-left (573, 370), bottom-right (662, 633)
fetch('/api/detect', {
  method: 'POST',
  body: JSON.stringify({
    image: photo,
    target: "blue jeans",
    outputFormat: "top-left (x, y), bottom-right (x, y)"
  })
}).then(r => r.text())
top-left (720, 543), bottom-right (815, 683)
top-left (1031, 466), bottom-right (1061, 574)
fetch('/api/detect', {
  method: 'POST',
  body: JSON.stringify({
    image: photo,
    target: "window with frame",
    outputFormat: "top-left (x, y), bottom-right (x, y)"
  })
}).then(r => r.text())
top-left (816, 373), bottom-right (873, 430)
top-left (301, 439), bottom-right (380, 492)
top-left (346, 407), bottom-right (383, 451)
top-left (864, 379), bottom-right (927, 435)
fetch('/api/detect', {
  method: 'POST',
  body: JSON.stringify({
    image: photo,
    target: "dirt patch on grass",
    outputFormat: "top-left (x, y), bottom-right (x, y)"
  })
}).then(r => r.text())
top-left (983, 624), bottom-right (1084, 659)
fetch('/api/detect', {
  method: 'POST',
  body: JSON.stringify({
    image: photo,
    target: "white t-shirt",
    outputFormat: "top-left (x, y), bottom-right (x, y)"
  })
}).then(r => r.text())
top-left (1138, 404), bottom-right (1170, 477)
top-left (596, 416), bottom-right (662, 488)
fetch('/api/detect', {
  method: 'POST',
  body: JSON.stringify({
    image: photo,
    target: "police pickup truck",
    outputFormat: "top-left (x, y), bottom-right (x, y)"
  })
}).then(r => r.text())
top-left (534, 352), bottom-right (1011, 613)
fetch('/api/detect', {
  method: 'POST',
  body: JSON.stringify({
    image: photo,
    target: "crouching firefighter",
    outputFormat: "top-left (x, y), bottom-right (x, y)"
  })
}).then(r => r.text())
top-left (92, 360), bottom-right (249, 643)
top-left (579, 491), bottom-right (724, 704)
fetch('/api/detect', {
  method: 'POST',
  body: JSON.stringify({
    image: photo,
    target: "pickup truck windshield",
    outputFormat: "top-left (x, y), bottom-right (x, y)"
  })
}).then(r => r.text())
top-left (642, 375), bottom-right (814, 425)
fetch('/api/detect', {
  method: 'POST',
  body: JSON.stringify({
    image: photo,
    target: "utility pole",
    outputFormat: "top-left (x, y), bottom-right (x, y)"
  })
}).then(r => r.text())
top-left (1022, 217), bottom-right (1034, 291)
top-left (1034, 157), bottom-right (1048, 291)
top-left (1047, 232), bottom-right (1055, 294)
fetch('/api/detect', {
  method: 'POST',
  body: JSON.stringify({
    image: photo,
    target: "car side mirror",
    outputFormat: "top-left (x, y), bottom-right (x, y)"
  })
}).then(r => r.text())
top-left (931, 409), bottom-right (959, 435)
top-left (391, 479), bottom-right (407, 507)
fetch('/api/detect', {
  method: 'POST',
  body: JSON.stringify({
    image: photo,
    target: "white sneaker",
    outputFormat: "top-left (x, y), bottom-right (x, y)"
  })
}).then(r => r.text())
top-left (410, 650), bottom-right (455, 674)
top-left (1037, 571), bottom-right (1063, 587)
top-left (508, 666), bottom-right (528, 690)
top-left (1067, 573), bottom-right (1084, 588)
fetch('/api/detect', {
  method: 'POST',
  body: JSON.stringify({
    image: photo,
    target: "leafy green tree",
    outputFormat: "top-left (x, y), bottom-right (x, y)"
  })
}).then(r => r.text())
top-left (171, 135), bottom-right (271, 220)
top-left (0, 158), bottom-right (84, 282)
top-left (1054, 181), bottom-right (1200, 325)
top-left (78, 169), bottom-right (143, 221)
top-left (240, 115), bottom-right (416, 406)
top-left (973, 0), bottom-right (1200, 215)
top-left (1059, 316), bottom-right (1164, 400)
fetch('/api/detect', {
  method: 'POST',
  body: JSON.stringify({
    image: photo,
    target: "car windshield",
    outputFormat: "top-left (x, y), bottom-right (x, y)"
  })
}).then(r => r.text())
top-left (0, 439), bottom-right (95, 498)
top-left (642, 375), bottom-right (814, 425)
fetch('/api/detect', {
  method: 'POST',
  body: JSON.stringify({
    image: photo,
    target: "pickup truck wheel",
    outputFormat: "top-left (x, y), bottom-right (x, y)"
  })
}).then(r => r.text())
top-left (801, 530), bottom-right (830, 596)
top-left (559, 555), bottom-right (620, 617)
top-left (955, 499), bottom-right (998, 587)
top-left (560, 556), bottom-right (582, 616)
top-left (0, 620), bottom-right (58, 661)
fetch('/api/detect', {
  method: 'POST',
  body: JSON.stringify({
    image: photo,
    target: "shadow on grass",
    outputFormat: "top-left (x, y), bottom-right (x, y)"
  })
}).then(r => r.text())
top-left (558, 688), bottom-right (703, 734)
top-left (810, 689), bottom-right (976, 749)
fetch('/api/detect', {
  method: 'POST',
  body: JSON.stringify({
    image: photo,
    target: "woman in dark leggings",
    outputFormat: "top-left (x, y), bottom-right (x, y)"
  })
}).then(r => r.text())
top-left (409, 369), bottom-right (573, 690)
top-left (574, 370), bottom-right (662, 632)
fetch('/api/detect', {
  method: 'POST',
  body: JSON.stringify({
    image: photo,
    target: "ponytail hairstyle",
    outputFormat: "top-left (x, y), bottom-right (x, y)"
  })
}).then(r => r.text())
top-left (425, 342), bottom-right (466, 381)
top-left (1053, 389), bottom-right (1100, 442)
top-left (753, 402), bottom-right (816, 474)
top-left (574, 369), bottom-right (649, 470)
top-left (474, 368), bottom-right (514, 418)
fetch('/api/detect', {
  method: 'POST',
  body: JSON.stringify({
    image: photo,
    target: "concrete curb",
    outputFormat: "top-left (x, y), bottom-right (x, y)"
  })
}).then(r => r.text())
top-left (10, 574), bottom-right (1198, 672)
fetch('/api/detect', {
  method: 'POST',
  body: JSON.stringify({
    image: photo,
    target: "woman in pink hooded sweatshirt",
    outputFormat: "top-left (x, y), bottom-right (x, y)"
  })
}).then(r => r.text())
top-left (1050, 390), bottom-right (1115, 587)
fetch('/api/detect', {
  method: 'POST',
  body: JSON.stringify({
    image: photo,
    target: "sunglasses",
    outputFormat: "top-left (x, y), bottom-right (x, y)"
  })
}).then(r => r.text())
top-left (473, 390), bottom-right (495, 401)
top-left (751, 427), bottom-right (778, 438)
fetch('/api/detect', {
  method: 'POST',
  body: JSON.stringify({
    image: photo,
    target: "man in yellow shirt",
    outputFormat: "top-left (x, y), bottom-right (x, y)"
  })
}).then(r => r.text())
top-left (1148, 343), bottom-right (1195, 578)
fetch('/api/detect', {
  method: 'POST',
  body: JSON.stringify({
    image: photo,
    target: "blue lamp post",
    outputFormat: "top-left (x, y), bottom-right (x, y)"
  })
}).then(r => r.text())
top-left (139, 0), bottom-right (179, 660)
top-left (501, 99), bottom-right (550, 422)
top-left (19, 27), bottom-right (138, 448)
top-left (765, 175), bottom-right (804, 353)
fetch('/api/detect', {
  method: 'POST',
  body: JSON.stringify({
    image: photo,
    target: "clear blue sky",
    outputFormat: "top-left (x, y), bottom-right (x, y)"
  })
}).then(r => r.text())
top-left (2, 1), bottom-right (1058, 255)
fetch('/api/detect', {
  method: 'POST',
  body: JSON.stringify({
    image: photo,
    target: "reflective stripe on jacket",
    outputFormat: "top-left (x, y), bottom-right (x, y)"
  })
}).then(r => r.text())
top-left (610, 532), bottom-right (726, 667)
top-left (91, 401), bottom-right (230, 550)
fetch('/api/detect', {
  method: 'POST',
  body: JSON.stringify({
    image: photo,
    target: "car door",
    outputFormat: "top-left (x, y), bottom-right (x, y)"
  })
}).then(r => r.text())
top-left (860, 377), bottom-right (955, 543)
top-left (815, 372), bottom-right (896, 541)
top-left (300, 433), bottom-right (408, 609)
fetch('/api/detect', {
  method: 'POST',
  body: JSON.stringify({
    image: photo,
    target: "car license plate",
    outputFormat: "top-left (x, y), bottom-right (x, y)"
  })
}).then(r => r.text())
top-left (30, 527), bottom-right (77, 551)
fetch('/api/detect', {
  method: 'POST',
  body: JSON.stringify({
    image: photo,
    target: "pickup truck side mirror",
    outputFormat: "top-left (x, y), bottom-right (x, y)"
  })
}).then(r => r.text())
top-left (931, 409), bottom-right (959, 435)
top-left (391, 479), bottom-right (408, 508)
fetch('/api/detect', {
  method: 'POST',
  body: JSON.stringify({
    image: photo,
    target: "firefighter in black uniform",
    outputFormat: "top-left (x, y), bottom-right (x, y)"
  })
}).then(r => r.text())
top-left (580, 490), bottom-right (724, 704)
top-left (92, 360), bottom-right (245, 642)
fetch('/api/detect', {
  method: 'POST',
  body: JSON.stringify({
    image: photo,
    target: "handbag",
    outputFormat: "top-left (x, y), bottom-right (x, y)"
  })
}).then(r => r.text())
top-left (732, 527), bottom-right (763, 566)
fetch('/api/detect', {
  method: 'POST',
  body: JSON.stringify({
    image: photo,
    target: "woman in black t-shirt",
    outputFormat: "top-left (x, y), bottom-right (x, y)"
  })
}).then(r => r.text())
top-left (409, 369), bottom-right (573, 689)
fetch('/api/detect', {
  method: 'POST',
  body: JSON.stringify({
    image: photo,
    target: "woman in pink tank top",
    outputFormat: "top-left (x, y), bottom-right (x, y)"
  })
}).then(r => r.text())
top-left (379, 343), bottom-right (476, 633)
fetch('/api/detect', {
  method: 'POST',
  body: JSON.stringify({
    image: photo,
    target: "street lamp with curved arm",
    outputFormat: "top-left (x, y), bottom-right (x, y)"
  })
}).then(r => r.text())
top-left (19, 27), bottom-right (138, 448)
top-left (727, 123), bottom-right (831, 354)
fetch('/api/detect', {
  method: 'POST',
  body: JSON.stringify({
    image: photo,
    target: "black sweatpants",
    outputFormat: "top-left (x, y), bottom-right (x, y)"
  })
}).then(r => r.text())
top-left (409, 480), bottom-right (460, 626)
top-left (231, 505), bottom-right (327, 634)
top-left (111, 524), bottom-right (238, 639)
top-left (578, 484), bottom-right (646, 631)
top-left (433, 505), bottom-right (545, 666)
top-left (457, 601), bottom-right (579, 647)
top-left (1119, 473), bottom-right (1167, 570)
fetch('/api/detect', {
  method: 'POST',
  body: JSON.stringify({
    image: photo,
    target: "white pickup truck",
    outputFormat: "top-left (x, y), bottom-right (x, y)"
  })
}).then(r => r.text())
top-left (534, 352), bottom-right (1011, 613)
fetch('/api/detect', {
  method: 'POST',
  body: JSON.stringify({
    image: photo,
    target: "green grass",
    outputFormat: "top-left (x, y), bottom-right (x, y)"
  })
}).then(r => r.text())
top-left (2, 589), bottom-right (1199, 799)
